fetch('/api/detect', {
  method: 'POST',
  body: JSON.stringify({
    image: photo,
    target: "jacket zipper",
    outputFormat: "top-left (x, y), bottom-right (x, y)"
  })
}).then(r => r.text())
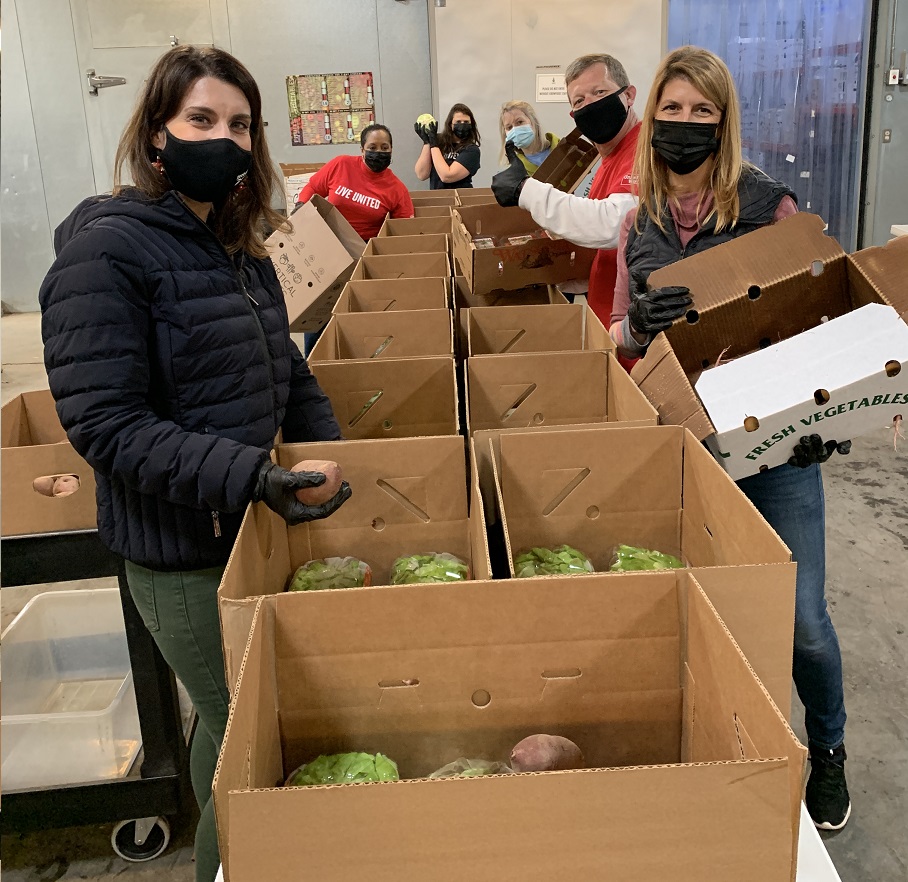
top-left (212, 511), bottom-right (222, 537)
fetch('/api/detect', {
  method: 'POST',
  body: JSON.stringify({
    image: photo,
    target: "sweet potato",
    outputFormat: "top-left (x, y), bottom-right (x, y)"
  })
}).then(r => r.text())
top-left (32, 476), bottom-right (56, 497)
top-left (291, 459), bottom-right (342, 505)
top-left (509, 734), bottom-right (584, 772)
top-left (52, 475), bottom-right (81, 497)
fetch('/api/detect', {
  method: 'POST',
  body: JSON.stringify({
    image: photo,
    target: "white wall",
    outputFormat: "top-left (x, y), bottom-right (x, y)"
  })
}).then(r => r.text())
top-left (431, 0), bottom-right (666, 185)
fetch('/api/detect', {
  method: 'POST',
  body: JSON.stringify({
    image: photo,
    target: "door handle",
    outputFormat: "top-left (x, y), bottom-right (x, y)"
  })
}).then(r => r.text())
top-left (86, 69), bottom-right (127, 96)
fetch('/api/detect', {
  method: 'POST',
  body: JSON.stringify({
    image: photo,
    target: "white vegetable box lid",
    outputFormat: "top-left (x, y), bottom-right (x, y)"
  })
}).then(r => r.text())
top-left (695, 303), bottom-right (908, 479)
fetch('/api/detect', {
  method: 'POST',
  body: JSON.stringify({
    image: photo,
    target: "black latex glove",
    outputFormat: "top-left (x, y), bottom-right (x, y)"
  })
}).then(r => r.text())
top-left (252, 462), bottom-right (352, 525)
top-left (492, 142), bottom-right (530, 207)
top-left (414, 121), bottom-right (430, 145)
top-left (627, 271), bottom-right (693, 335)
top-left (788, 435), bottom-right (852, 468)
top-left (424, 120), bottom-right (438, 148)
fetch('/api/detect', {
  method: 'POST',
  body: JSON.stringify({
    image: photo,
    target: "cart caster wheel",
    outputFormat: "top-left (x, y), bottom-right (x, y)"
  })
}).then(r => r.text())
top-left (111, 816), bottom-right (171, 861)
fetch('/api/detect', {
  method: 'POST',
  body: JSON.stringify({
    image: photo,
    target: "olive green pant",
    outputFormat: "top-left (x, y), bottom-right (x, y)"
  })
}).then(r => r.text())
top-left (124, 561), bottom-right (228, 882)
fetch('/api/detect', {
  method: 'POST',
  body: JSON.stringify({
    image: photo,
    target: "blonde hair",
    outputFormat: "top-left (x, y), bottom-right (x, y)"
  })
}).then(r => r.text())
top-left (498, 100), bottom-right (548, 163)
top-left (634, 46), bottom-right (750, 234)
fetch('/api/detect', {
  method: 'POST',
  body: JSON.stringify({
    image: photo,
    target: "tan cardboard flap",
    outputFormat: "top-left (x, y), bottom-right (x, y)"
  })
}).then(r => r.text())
top-left (684, 575), bottom-right (806, 879)
top-left (413, 205), bottom-right (453, 218)
top-left (311, 356), bottom-right (458, 439)
top-left (333, 277), bottom-right (449, 314)
top-left (532, 127), bottom-right (600, 193)
top-left (378, 216), bottom-right (454, 238)
top-left (408, 190), bottom-right (457, 205)
top-left (469, 470), bottom-right (492, 580)
top-left (351, 252), bottom-right (450, 281)
top-left (309, 310), bottom-right (453, 363)
top-left (848, 233), bottom-right (908, 321)
top-left (467, 350), bottom-right (612, 432)
top-left (467, 304), bottom-right (591, 355)
top-left (20, 391), bottom-right (70, 444)
top-left (606, 354), bottom-right (660, 423)
top-left (364, 234), bottom-right (449, 256)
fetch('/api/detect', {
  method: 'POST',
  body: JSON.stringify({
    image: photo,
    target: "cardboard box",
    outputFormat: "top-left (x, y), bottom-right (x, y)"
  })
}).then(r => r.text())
top-left (311, 356), bottom-right (458, 440)
top-left (412, 205), bottom-right (452, 218)
top-left (214, 571), bottom-right (805, 882)
top-left (350, 252), bottom-right (450, 281)
top-left (266, 195), bottom-right (365, 333)
top-left (309, 310), bottom-right (454, 364)
top-left (217, 435), bottom-right (490, 689)
top-left (407, 190), bottom-right (457, 206)
top-left (466, 350), bottom-right (656, 433)
top-left (532, 127), bottom-right (600, 193)
top-left (697, 302), bottom-right (908, 478)
top-left (333, 278), bottom-right (450, 315)
top-left (363, 234), bottom-right (449, 257)
top-left (1, 391), bottom-right (98, 536)
top-left (454, 187), bottom-right (496, 206)
top-left (452, 274), bottom-right (568, 309)
top-left (491, 425), bottom-right (791, 578)
top-left (467, 302), bottom-right (614, 356)
top-left (452, 204), bottom-right (596, 295)
top-left (378, 216), bottom-right (454, 238)
top-left (631, 213), bottom-right (908, 476)
top-left (279, 162), bottom-right (324, 213)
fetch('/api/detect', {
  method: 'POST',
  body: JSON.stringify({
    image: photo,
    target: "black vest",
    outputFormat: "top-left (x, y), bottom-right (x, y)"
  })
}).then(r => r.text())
top-left (626, 169), bottom-right (797, 283)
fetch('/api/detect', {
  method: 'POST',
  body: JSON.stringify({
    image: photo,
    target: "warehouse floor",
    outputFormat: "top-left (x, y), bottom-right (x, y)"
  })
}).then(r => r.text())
top-left (2, 312), bottom-right (906, 881)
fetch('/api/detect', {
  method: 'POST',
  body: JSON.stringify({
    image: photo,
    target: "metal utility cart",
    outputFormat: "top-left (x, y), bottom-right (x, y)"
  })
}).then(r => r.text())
top-left (1, 529), bottom-right (192, 861)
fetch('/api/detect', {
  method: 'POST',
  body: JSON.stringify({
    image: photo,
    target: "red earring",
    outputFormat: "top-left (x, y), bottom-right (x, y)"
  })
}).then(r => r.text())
top-left (152, 156), bottom-right (164, 174)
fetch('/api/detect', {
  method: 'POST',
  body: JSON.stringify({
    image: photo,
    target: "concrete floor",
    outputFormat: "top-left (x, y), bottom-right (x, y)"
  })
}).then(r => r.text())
top-left (2, 312), bottom-right (906, 880)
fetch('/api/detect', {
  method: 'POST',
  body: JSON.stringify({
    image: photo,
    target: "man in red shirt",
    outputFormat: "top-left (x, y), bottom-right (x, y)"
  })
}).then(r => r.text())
top-left (492, 54), bottom-right (641, 359)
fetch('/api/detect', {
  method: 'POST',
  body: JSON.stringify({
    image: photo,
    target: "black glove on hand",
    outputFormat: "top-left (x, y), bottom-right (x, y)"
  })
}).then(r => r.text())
top-left (414, 121), bottom-right (430, 145)
top-left (492, 142), bottom-right (530, 207)
top-left (425, 121), bottom-right (438, 148)
top-left (252, 462), bottom-right (352, 525)
top-left (788, 435), bottom-right (852, 468)
top-left (627, 271), bottom-right (693, 335)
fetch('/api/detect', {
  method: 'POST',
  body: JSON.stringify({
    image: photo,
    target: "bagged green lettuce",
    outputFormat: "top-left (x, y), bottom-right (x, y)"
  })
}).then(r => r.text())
top-left (428, 758), bottom-right (514, 779)
top-left (389, 552), bottom-right (470, 585)
top-left (609, 545), bottom-right (684, 572)
top-left (513, 545), bottom-right (594, 578)
top-left (284, 752), bottom-right (399, 787)
top-left (288, 557), bottom-right (371, 592)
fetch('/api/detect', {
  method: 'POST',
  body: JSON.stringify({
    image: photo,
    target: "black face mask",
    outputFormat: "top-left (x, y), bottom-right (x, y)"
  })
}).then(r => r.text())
top-left (571, 86), bottom-right (628, 145)
top-left (651, 120), bottom-right (720, 175)
top-left (363, 150), bottom-right (392, 173)
top-left (452, 122), bottom-right (473, 139)
top-left (159, 127), bottom-right (252, 203)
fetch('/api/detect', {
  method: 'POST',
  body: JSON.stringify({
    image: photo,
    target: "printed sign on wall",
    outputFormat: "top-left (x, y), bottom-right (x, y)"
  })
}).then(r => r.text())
top-left (287, 72), bottom-right (376, 145)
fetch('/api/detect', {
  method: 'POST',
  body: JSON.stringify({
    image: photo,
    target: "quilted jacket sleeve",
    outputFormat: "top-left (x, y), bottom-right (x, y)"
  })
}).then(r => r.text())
top-left (281, 343), bottom-right (343, 442)
top-left (40, 224), bottom-right (269, 513)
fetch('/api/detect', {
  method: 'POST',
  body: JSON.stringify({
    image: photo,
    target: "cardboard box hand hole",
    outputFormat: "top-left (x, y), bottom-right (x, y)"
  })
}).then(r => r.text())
top-left (886, 360), bottom-right (902, 377)
top-left (32, 474), bottom-right (82, 498)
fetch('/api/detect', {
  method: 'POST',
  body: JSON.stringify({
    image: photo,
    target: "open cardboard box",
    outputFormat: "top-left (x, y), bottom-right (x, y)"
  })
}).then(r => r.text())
top-left (311, 356), bottom-right (458, 440)
top-left (467, 302), bottom-right (614, 356)
top-left (279, 162), bottom-right (324, 213)
top-left (466, 350), bottom-right (656, 433)
top-left (217, 435), bottom-right (490, 689)
top-left (631, 213), bottom-right (908, 478)
top-left (309, 310), bottom-right (454, 363)
top-left (266, 195), bottom-right (365, 332)
top-left (412, 205), bottom-right (453, 218)
top-left (333, 278), bottom-right (450, 315)
top-left (454, 190), bottom-right (497, 207)
top-left (214, 570), bottom-right (805, 882)
top-left (363, 233), bottom-right (449, 257)
top-left (532, 127), bottom-right (600, 193)
top-left (350, 252), bottom-right (450, 281)
top-left (1, 391), bottom-right (98, 535)
top-left (378, 216), bottom-right (454, 238)
top-left (453, 204), bottom-right (595, 295)
top-left (408, 189), bottom-right (457, 205)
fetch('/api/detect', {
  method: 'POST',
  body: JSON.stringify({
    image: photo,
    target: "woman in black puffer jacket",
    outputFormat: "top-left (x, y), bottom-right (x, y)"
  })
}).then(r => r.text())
top-left (39, 46), bottom-right (350, 881)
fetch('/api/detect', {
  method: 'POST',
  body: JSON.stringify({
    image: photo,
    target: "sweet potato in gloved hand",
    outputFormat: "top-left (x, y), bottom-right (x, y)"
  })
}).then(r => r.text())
top-left (252, 461), bottom-right (351, 525)
top-left (492, 142), bottom-right (530, 207)
top-left (627, 270), bottom-right (693, 335)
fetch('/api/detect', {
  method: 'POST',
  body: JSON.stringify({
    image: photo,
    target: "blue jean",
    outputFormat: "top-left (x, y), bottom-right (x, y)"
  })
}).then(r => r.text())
top-left (303, 327), bottom-right (324, 358)
top-left (737, 463), bottom-right (846, 749)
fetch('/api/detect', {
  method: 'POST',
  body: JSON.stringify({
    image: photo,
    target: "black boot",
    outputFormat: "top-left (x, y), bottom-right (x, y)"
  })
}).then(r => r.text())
top-left (806, 742), bottom-right (851, 830)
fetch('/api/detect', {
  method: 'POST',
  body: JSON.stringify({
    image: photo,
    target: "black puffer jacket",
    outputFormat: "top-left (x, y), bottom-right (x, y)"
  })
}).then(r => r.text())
top-left (40, 190), bottom-right (341, 571)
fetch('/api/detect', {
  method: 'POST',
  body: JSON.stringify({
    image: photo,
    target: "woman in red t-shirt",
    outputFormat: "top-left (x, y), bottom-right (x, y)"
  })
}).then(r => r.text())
top-left (296, 124), bottom-right (414, 241)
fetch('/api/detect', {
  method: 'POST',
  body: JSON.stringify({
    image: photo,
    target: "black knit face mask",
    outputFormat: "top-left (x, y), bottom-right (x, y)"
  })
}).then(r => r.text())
top-left (159, 127), bottom-right (252, 203)
top-left (571, 86), bottom-right (628, 145)
top-left (651, 120), bottom-right (720, 175)
top-left (363, 150), bottom-right (392, 173)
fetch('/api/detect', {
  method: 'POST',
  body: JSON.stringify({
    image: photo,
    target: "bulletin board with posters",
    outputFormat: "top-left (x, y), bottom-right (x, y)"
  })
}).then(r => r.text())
top-left (286, 72), bottom-right (376, 146)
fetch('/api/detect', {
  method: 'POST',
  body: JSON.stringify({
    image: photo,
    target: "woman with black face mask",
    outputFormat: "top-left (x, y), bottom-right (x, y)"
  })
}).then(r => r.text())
top-left (414, 103), bottom-right (482, 189)
top-left (611, 46), bottom-right (851, 835)
top-left (39, 46), bottom-right (351, 882)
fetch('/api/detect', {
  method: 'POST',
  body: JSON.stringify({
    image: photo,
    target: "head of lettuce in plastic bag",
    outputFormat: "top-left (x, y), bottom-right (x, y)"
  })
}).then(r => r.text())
top-left (284, 752), bottom-right (399, 787)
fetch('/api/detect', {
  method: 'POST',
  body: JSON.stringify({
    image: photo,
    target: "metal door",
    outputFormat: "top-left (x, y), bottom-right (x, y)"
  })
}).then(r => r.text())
top-left (69, 0), bottom-right (231, 193)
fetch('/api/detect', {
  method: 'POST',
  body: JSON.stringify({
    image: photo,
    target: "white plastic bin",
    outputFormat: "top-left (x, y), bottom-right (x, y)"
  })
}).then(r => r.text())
top-left (1, 588), bottom-right (141, 790)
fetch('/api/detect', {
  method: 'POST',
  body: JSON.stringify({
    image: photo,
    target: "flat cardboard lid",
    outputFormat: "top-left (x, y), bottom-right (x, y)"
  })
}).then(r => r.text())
top-left (848, 233), bottom-right (908, 320)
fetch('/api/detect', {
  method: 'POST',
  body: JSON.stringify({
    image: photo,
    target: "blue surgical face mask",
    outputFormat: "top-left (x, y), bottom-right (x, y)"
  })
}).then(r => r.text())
top-left (505, 125), bottom-right (535, 149)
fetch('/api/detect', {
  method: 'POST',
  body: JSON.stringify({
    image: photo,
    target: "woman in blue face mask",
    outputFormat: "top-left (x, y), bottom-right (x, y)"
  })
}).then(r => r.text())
top-left (39, 46), bottom-right (351, 882)
top-left (610, 46), bottom-right (851, 836)
top-left (498, 100), bottom-right (560, 174)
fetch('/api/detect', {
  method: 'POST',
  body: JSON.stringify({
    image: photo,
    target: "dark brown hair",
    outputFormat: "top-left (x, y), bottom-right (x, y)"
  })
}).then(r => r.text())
top-left (113, 45), bottom-right (286, 258)
top-left (438, 103), bottom-right (480, 155)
